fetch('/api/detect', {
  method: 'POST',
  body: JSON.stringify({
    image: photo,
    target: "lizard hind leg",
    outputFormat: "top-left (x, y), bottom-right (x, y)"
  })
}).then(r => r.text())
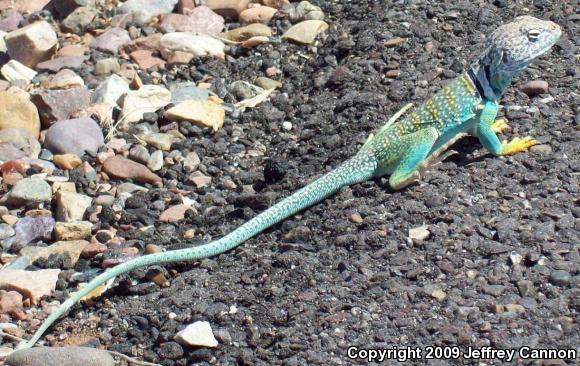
top-left (387, 127), bottom-right (439, 190)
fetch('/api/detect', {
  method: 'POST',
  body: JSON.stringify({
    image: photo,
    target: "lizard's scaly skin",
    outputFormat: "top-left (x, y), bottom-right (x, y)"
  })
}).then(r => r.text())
top-left (20, 16), bottom-right (561, 349)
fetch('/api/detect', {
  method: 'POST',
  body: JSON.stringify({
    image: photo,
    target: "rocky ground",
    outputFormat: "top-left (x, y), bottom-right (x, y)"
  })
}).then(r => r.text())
top-left (0, 0), bottom-right (578, 365)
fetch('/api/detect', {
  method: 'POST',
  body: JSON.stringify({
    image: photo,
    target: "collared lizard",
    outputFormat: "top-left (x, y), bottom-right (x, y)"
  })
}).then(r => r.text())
top-left (19, 15), bottom-right (561, 349)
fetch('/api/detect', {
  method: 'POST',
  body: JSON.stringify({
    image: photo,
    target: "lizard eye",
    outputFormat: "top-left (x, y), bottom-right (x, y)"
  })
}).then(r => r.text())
top-left (527, 29), bottom-right (541, 41)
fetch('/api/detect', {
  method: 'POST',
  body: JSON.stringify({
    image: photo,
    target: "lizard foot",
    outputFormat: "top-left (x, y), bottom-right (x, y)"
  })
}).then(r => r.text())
top-left (491, 119), bottom-right (510, 134)
top-left (389, 171), bottom-right (421, 190)
top-left (500, 136), bottom-right (538, 155)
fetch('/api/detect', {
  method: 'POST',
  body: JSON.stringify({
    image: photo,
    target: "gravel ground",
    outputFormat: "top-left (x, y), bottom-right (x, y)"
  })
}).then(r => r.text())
top-left (32, 1), bottom-right (578, 365)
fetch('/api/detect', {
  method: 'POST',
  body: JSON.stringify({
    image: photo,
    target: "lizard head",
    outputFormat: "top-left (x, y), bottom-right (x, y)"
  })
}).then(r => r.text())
top-left (485, 16), bottom-right (561, 75)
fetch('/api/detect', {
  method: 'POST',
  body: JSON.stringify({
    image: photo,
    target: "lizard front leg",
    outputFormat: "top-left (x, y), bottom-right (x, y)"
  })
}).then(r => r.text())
top-left (476, 101), bottom-right (538, 156)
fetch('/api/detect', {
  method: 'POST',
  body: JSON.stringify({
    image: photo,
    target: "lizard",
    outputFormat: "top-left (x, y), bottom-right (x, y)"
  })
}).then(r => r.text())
top-left (19, 15), bottom-right (561, 349)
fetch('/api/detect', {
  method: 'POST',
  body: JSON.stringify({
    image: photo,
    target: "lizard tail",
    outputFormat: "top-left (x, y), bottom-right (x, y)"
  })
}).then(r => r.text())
top-left (21, 153), bottom-right (377, 349)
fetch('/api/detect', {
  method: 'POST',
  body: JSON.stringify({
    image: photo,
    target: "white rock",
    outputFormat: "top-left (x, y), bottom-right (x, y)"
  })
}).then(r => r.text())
top-left (147, 150), bottom-right (164, 171)
top-left (160, 33), bottom-right (225, 59)
top-left (92, 74), bottom-right (130, 105)
top-left (119, 85), bottom-right (171, 128)
top-left (56, 190), bottom-right (93, 222)
top-left (408, 225), bottom-right (430, 241)
top-left (0, 31), bottom-right (6, 53)
top-left (117, 0), bottom-right (178, 24)
top-left (0, 60), bottom-right (37, 83)
top-left (174, 321), bottom-right (218, 348)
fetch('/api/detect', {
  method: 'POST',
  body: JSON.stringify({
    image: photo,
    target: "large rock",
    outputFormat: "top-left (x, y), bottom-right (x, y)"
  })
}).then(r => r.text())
top-left (102, 155), bottom-right (162, 184)
top-left (31, 87), bottom-right (91, 127)
top-left (118, 85), bottom-right (171, 128)
top-left (48, 0), bottom-right (96, 19)
top-left (0, 91), bottom-right (40, 137)
top-left (5, 347), bottom-right (114, 366)
top-left (36, 55), bottom-right (87, 72)
top-left (0, 128), bottom-right (40, 160)
top-left (8, 0), bottom-right (51, 14)
top-left (0, 216), bottom-right (54, 252)
top-left (5, 20), bottom-right (58, 67)
top-left (44, 117), bottom-right (104, 155)
top-left (56, 190), bottom-right (92, 222)
top-left (117, 0), bottom-right (178, 24)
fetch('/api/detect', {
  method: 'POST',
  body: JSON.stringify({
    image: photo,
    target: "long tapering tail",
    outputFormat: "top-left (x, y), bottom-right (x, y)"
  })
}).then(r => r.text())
top-left (21, 153), bottom-right (377, 349)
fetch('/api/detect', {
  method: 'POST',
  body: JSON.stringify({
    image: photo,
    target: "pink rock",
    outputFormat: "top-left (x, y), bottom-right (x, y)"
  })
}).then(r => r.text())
top-left (204, 0), bottom-right (250, 20)
top-left (130, 49), bottom-right (165, 70)
top-left (31, 87), bottom-right (91, 127)
top-left (239, 6), bottom-right (277, 24)
top-left (0, 268), bottom-right (60, 304)
top-left (187, 5), bottom-right (225, 35)
top-left (102, 156), bottom-right (162, 184)
top-left (90, 27), bottom-right (131, 54)
top-left (122, 33), bottom-right (163, 54)
top-left (0, 11), bottom-right (23, 32)
top-left (44, 117), bottom-right (104, 155)
top-left (8, 0), bottom-right (51, 14)
top-left (5, 20), bottom-right (58, 67)
top-left (57, 44), bottom-right (89, 57)
top-left (159, 7), bottom-right (223, 35)
top-left (36, 55), bottom-right (87, 72)
top-left (159, 204), bottom-right (195, 222)
top-left (0, 290), bottom-right (25, 319)
top-left (177, 0), bottom-right (195, 14)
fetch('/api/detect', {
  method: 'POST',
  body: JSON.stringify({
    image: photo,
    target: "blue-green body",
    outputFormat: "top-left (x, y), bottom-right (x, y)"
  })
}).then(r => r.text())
top-left (19, 16), bottom-right (561, 350)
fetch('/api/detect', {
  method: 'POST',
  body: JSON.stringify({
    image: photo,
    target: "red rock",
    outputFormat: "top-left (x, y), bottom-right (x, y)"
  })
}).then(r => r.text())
top-left (81, 239), bottom-right (107, 258)
top-left (0, 160), bottom-right (26, 174)
top-left (90, 27), bottom-right (131, 54)
top-left (130, 49), bottom-right (166, 70)
top-left (102, 155), bottom-right (162, 184)
top-left (159, 204), bottom-right (195, 222)
top-left (122, 33), bottom-right (163, 55)
top-left (5, 20), bottom-right (58, 67)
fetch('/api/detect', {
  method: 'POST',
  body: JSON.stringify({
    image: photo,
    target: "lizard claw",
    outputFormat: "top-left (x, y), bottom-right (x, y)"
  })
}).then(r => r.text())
top-left (500, 136), bottom-right (538, 155)
top-left (491, 119), bottom-right (510, 134)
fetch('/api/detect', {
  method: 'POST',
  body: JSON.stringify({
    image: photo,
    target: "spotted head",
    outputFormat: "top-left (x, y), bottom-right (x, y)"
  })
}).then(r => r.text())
top-left (472, 16), bottom-right (561, 98)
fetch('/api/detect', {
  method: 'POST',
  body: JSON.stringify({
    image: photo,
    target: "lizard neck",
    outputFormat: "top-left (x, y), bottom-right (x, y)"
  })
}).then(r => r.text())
top-left (468, 63), bottom-right (513, 102)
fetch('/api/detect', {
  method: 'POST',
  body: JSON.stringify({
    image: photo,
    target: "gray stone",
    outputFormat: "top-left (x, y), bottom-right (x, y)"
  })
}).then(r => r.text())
top-left (5, 346), bottom-right (114, 366)
top-left (1, 216), bottom-right (55, 252)
top-left (117, 0), bottom-right (178, 24)
top-left (44, 117), bottom-right (104, 155)
top-left (7, 178), bottom-right (52, 205)
top-left (169, 81), bottom-right (209, 103)
top-left (0, 223), bottom-right (15, 240)
top-left (0, 128), bottom-right (41, 160)
top-left (549, 270), bottom-right (571, 286)
top-left (129, 144), bottom-right (150, 164)
top-left (61, 6), bottom-right (98, 34)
